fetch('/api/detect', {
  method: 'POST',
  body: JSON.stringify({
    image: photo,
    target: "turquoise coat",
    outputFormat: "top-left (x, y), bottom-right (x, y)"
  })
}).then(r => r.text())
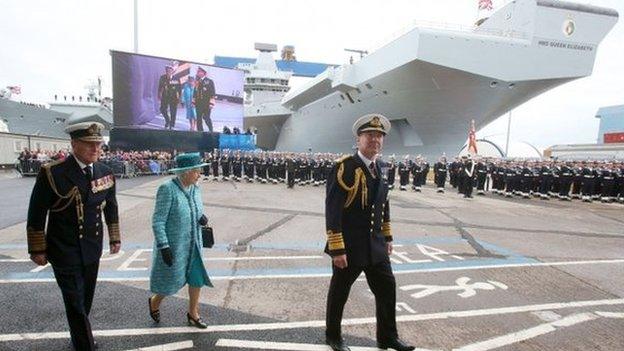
top-left (150, 178), bottom-right (212, 295)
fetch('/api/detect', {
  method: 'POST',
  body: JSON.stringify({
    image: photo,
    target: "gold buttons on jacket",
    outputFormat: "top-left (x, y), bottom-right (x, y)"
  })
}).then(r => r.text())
top-left (79, 235), bottom-right (83, 239)
top-left (96, 222), bottom-right (100, 227)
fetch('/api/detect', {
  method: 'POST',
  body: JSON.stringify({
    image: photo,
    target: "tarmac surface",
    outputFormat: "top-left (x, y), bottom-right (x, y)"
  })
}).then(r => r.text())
top-left (0, 175), bottom-right (623, 351)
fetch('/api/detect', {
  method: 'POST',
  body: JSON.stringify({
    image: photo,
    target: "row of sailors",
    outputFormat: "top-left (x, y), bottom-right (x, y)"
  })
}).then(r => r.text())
top-left (381, 156), bottom-right (624, 203)
top-left (199, 151), bottom-right (624, 203)
top-left (201, 151), bottom-right (342, 187)
top-left (481, 159), bottom-right (624, 203)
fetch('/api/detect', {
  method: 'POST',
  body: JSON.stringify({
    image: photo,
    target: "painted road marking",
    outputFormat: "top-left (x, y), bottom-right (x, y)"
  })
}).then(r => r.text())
top-left (453, 312), bottom-right (598, 351)
top-left (595, 311), bottom-right (624, 318)
top-left (531, 311), bottom-right (562, 322)
top-left (119, 249), bottom-right (150, 271)
top-left (125, 340), bottom-right (194, 351)
top-left (0, 258), bottom-right (623, 283)
top-left (0, 254), bottom-right (325, 264)
top-left (396, 302), bottom-right (417, 314)
top-left (400, 277), bottom-right (508, 299)
top-left (215, 338), bottom-right (436, 351)
top-left (0, 298), bottom-right (622, 342)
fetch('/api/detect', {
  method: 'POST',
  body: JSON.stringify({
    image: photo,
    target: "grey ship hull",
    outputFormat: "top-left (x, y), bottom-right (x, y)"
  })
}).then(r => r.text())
top-left (246, 0), bottom-right (618, 158)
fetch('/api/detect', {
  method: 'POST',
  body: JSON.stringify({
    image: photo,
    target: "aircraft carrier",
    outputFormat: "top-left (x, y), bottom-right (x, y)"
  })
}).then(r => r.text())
top-left (220, 0), bottom-right (618, 158)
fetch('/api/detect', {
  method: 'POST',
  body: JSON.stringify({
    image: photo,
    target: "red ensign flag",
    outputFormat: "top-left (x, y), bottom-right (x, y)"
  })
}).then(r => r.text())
top-left (468, 120), bottom-right (478, 155)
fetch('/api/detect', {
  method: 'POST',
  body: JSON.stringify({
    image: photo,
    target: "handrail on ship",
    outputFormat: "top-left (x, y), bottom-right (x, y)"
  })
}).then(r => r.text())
top-left (366, 20), bottom-right (530, 56)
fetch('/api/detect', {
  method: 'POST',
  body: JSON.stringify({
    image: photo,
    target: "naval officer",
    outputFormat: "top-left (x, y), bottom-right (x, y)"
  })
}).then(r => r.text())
top-left (324, 114), bottom-right (415, 351)
top-left (27, 122), bottom-right (121, 350)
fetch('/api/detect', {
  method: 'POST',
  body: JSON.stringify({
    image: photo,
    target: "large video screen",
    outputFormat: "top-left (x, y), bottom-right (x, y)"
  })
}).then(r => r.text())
top-left (111, 50), bottom-right (244, 133)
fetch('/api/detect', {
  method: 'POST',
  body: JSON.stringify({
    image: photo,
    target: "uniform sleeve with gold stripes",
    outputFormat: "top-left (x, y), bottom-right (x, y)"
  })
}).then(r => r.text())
top-left (325, 163), bottom-right (347, 256)
top-left (26, 169), bottom-right (55, 254)
top-left (104, 175), bottom-right (121, 244)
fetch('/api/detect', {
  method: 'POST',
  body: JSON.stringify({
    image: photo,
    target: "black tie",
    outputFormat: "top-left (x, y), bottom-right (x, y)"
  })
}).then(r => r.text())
top-left (84, 166), bottom-right (93, 184)
top-left (369, 162), bottom-right (376, 178)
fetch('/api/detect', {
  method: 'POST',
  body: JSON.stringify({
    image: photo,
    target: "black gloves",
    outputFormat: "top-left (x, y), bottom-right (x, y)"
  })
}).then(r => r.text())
top-left (161, 248), bottom-right (173, 267)
top-left (199, 214), bottom-right (208, 227)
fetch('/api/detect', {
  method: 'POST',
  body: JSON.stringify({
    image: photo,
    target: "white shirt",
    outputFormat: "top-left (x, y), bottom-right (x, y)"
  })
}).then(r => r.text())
top-left (74, 155), bottom-right (93, 174)
top-left (358, 150), bottom-right (378, 177)
top-left (357, 150), bottom-right (375, 168)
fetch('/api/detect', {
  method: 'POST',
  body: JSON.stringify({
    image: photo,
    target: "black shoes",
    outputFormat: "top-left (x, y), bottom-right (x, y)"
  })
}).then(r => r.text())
top-left (325, 337), bottom-right (351, 351)
top-left (148, 296), bottom-right (160, 323)
top-left (187, 312), bottom-right (208, 329)
top-left (377, 338), bottom-right (416, 351)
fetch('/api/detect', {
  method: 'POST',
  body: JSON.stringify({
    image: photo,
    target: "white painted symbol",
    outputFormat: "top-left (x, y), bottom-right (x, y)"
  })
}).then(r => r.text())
top-left (101, 249), bottom-right (125, 261)
top-left (118, 249), bottom-right (150, 271)
top-left (417, 244), bottom-right (464, 261)
top-left (391, 244), bottom-right (464, 264)
top-left (396, 302), bottom-right (417, 314)
top-left (400, 277), bottom-right (508, 299)
top-left (30, 263), bottom-right (50, 273)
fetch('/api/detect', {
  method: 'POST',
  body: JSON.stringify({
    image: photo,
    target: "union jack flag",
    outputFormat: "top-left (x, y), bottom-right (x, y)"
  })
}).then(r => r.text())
top-left (478, 0), bottom-right (493, 10)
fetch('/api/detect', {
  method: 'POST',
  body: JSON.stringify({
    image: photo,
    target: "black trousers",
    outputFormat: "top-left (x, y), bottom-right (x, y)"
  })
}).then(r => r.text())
top-left (539, 177), bottom-right (553, 195)
top-left (52, 262), bottom-right (99, 351)
top-left (326, 260), bottom-right (398, 343)
top-left (476, 174), bottom-right (486, 191)
top-left (197, 104), bottom-right (213, 132)
top-left (560, 179), bottom-right (572, 196)
top-left (435, 173), bottom-right (446, 188)
top-left (160, 99), bottom-right (177, 128)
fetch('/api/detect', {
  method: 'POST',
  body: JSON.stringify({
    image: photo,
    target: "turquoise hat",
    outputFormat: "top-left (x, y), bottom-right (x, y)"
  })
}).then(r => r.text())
top-left (170, 153), bottom-right (208, 172)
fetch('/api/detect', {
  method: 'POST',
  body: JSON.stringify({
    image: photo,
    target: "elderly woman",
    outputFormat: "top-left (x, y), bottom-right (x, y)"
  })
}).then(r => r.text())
top-left (148, 153), bottom-right (212, 328)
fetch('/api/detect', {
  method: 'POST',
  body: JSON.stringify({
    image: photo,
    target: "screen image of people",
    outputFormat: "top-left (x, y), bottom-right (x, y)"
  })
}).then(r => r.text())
top-left (112, 51), bottom-right (243, 132)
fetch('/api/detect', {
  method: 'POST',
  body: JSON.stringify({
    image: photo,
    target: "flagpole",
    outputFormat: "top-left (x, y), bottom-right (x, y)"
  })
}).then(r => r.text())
top-left (133, 0), bottom-right (139, 53)
top-left (505, 110), bottom-right (512, 157)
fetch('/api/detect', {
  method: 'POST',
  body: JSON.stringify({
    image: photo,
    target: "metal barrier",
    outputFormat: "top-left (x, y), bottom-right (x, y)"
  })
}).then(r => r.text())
top-left (16, 159), bottom-right (45, 176)
top-left (17, 159), bottom-right (176, 178)
top-left (100, 160), bottom-right (176, 178)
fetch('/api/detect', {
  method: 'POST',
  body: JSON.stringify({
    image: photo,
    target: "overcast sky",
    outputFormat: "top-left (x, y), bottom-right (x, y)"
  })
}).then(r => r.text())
top-left (1, 0), bottom-right (622, 149)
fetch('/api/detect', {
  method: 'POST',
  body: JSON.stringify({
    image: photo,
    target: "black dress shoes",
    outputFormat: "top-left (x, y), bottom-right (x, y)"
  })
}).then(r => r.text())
top-left (377, 338), bottom-right (415, 351)
top-left (325, 337), bottom-right (351, 351)
top-left (187, 313), bottom-right (208, 329)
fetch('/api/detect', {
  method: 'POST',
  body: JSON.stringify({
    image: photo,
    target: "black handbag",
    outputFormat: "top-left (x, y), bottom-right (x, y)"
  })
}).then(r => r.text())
top-left (201, 226), bottom-right (214, 248)
top-left (199, 214), bottom-right (214, 248)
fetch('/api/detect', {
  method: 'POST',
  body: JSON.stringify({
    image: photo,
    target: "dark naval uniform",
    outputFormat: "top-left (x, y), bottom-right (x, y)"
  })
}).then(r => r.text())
top-left (158, 70), bottom-right (180, 129)
top-left (325, 154), bottom-right (397, 344)
top-left (433, 161), bottom-right (448, 192)
top-left (194, 68), bottom-right (216, 132)
top-left (27, 153), bottom-right (120, 350)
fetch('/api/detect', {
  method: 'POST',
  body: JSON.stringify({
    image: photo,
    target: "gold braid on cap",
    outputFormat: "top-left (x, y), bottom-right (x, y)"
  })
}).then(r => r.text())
top-left (337, 163), bottom-right (368, 208)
